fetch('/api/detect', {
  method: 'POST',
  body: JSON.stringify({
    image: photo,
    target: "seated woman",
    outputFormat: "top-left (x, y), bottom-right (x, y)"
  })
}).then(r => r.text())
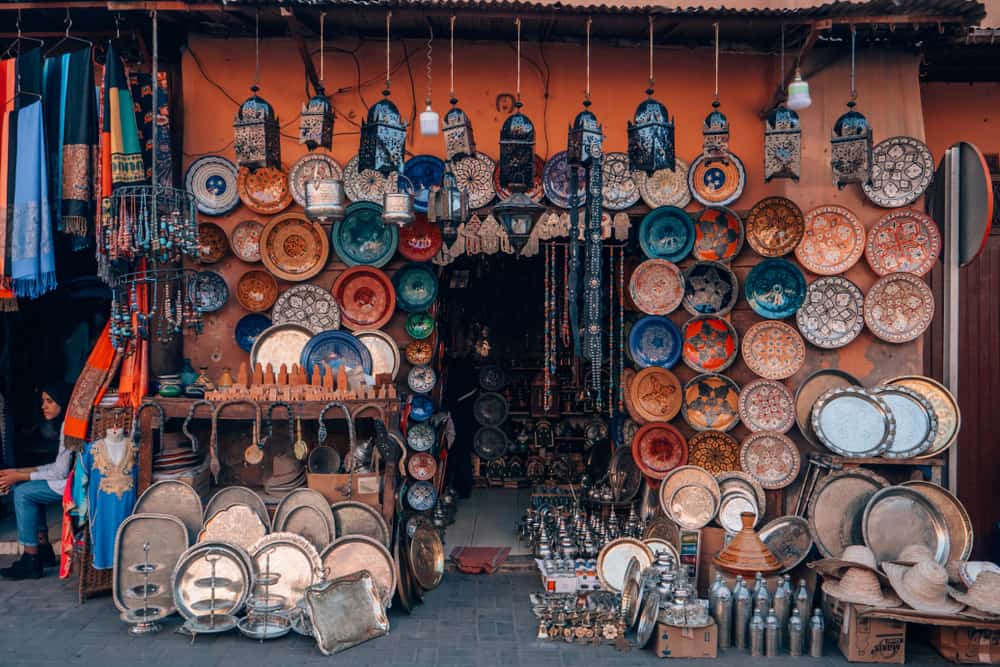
top-left (0, 385), bottom-right (70, 580)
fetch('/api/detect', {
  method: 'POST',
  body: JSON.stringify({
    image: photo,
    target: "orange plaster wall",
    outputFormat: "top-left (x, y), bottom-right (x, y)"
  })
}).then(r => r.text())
top-left (921, 82), bottom-right (1000, 157)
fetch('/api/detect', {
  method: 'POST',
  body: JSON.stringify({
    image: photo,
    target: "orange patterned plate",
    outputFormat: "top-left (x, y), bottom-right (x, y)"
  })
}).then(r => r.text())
top-left (629, 259), bottom-right (684, 315)
top-left (687, 430), bottom-right (740, 474)
top-left (688, 152), bottom-right (746, 207)
top-left (681, 315), bottom-right (738, 373)
top-left (236, 269), bottom-right (278, 313)
top-left (631, 422), bottom-right (688, 480)
top-left (259, 214), bottom-right (330, 282)
top-left (331, 266), bottom-right (396, 331)
top-left (198, 222), bottom-right (229, 264)
top-left (622, 368), bottom-right (645, 425)
top-left (739, 431), bottom-right (801, 490)
top-left (405, 340), bottom-right (434, 366)
top-left (692, 206), bottom-right (744, 261)
top-left (863, 272), bottom-right (934, 343)
top-left (740, 320), bottom-right (805, 380)
top-left (682, 373), bottom-right (740, 432)
top-left (230, 219), bottom-right (264, 263)
top-left (407, 451), bottom-right (437, 481)
top-left (628, 367), bottom-right (682, 423)
top-left (738, 379), bottom-right (795, 433)
top-left (796, 205), bottom-right (866, 275)
top-left (865, 209), bottom-right (941, 277)
top-left (237, 166), bottom-right (293, 215)
top-left (745, 197), bottom-right (804, 258)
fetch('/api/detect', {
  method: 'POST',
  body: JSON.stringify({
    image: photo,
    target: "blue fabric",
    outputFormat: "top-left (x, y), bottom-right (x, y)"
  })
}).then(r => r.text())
top-left (11, 101), bottom-right (56, 299)
top-left (78, 439), bottom-right (137, 569)
top-left (11, 480), bottom-right (61, 546)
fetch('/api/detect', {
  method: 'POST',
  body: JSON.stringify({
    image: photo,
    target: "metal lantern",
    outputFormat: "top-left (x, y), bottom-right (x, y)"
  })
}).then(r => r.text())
top-left (498, 103), bottom-right (536, 191)
top-left (428, 166), bottom-right (469, 245)
top-left (382, 175), bottom-right (415, 227)
top-left (627, 94), bottom-right (674, 174)
top-left (304, 177), bottom-right (346, 222)
top-left (567, 104), bottom-right (603, 166)
top-left (702, 101), bottom-right (730, 156)
top-left (443, 104), bottom-right (476, 162)
top-left (233, 86), bottom-right (281, 170)
top-left (493, 189), bottom-right (545, 255)
top-left (831, 101), bottom-right (873, 188)
top-left (359, 95), bottom-right (407, 176)
top-left (764, 104), bottom-right (801, 182)
top-left (299, 86), bottom-right (334, 151)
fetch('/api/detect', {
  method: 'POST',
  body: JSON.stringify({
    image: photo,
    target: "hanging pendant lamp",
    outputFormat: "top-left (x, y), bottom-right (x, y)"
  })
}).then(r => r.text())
top-left (360, 11), bottom-right (407, 176)
top-left (299, 12), bottom-right (334, 150)
top-left (234, 11), bottom-right (280, 170)
top-left (419, 24), bottom-right (440, 136)
top-left (442, 16), bottom-right (476, 161)
top-left (787, 67), bottom-right (812, 110)
top-left (764, 26), bottom-right (801, 182)
top-left (628, 16), bottom-right (674, 175)
top-left (831, 26), bottom-right (872, 188)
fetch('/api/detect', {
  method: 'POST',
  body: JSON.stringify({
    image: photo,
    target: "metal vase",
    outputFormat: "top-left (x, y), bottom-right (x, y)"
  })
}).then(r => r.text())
top-left (382, 191), bottom-right (415, 228)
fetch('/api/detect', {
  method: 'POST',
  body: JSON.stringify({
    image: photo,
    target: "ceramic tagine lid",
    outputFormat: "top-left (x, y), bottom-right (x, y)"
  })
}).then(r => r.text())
top-left (712, 512), bottom-right (781, 576)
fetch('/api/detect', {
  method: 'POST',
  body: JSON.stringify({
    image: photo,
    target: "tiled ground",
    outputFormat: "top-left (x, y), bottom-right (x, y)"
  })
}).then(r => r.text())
top-left (447, 488), bottom-right (533, 555)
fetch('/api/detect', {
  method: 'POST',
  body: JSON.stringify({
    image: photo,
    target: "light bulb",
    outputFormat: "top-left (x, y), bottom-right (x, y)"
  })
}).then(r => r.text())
top-left (786, 69), bottom-right (812, 111)
top-left (420, 101), bottom-right (440, 136)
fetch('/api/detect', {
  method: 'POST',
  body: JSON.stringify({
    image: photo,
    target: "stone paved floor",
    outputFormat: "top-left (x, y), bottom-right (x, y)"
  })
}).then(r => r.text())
top-left (0, 560), bottom-right (952, 666)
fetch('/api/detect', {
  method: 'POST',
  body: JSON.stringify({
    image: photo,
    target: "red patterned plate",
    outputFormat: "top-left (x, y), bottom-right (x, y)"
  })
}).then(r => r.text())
top-left (198, 222), bottom-right (229, 264)
top-left (407, 451), bottom-right (437, 481)
top-left (740, 320), bottom-right (805, 380)
top-left (398, 215), bottom-right (444, 262)
top-left (863, 272), bottom-right (934, 343)
top-left (681, 315), bottom-right (738, 373)
top-left (493, 154), bottom-right (545, 203)
top-left (738, 379), bottom-right (795, 433)
top-left (739, 431), bottom-right (801, 490)
top-left (236, 269), bottom-right (278, 313)
top-left (331, 266), bottom-right (396, 331)
top-left (237, 166), bottom-right (293, 215)
top-left (259, 214), bottom-right (330, 282)
top-left (629, 259), bottom-right (684, 315)
top-left (687, 430), bottom-right (740, 474)
top-left (865, 209), bottom-right (941, 277)
top-left (692, 206), bottom-right (744, 261)
top-left (631, 422), bottom-right (688, 480)
top-left (796, 205), bottom-right (866, 275)
top-left (745, 197), bottom-right (804, 258)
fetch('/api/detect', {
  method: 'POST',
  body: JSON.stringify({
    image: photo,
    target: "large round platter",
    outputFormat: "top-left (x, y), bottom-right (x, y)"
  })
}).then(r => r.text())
top-left (870, 385), bottom-right (938, 458)
top-left (926, 141), bottom-right (993, 267)
top-left (331, 266), bottom-right (395, 331)
top-left (628, 367), bottom-right (682, 423)
top-left (332, 201), bottom-right (398, 268)
top-left (406, 480), bottom-right (438, 512)
top-left (451, 152), bottom-right (497, 209)
top-left (862, 485), bottom-right (950, 565)
top-left (398, 216), bottom-right (443, 263)
top-left (807, 467), bottom-right (889, 559)
top-left (272, 284), bottom-right (341, 334)
top-left (796, 205), bottom-right (866, 275)
top-left (692, 206), bottom-right (744, 261)
top-left (811, 386), bottom-right (896, 457)
top-left (198, 504), bottom-right (265, 556)
top-left (716, 471), bottom-right (767, 517)
top-left (794, 369), bottom-right (861, 447)
top-left (342, 155), bottom-right (397, 204)
top-left (658, 465), bottom-right (722, 519)
top-left (634, 159), bottom-right (691, 209)
top-left (273, 489), bottom-right (337, 543)
top-left (688, 151), bottom-right (746, 206)
top-left (249, 532), bottom-right (322, 608)
top-left (629, 259), bottom-right (684, 315)
top-left (198, 222), bottom-right (229, 264)
top-left (494, 154), bottom-right (545, 203)
top-left (596, 538), bottom-right (654, 593)
top-left (300, 330), bottom-right (373, 376)
top-left (668, 483), bottom-right (719, 529)
top-left (250, 323), bottom-right (312, 372)
top-left (629, 315), bottom-right (682, 369)
top-left (472, 426), bottom-right (507, 461)
top-left (405, 311), bottom-right (435, 340)
top-left (638, 206), bottom-right (695, 263)
top-left (796, 275), bottom-right (865, 349)
top-left (407, 365), bottom-right (436, 394)
top-left (758, 516), bottom-right (813, 572)
top-left (686, 430), bottom-right (739, 474)
top-left (542, 150), bottom-right (586, 209)
top-left (237, 166), bottom-right (292, 215)
top-left (407, 422), bottom-right (436, 453)
top-left (738, 379), bottom-right (795, 433)
top-left (289, 152), bottom-right (342, 208)
top-left (739, 431), bottom-right (801, 490)
top-left (683, 260), bottom-right (739, 316)
top-left (171, 541), bottom-right (252, 621)
top-left (745, 196), bottom-right (804, 257)
top-left (601, 152), bottom-right (641, 210)
top-left (259, 214), bottom-right (329, 282)
top-left (865, 209), bottom-right (941, 277)
top-left (403, 155), bottom-right (446, 213)
top-left (716, 491), bottom-right (759, 533)
top-left (864, 272), bottom-right (934, 344)
top-left (320, 535), bottom-right (396, 605)
top-left (473, 392), bottom-right (509, 427)
top-left (235, 269), bottom-right (278, 313)
top-left (636, 591), bottom-right (662, 649)
top-left (230, 219), bottom-right (264, 263)
top-left (186, 155), bottom-right (240, 215)
top-left (740, 320), bottom-right (805, 380)
top-left (862, 136), bottom-right (935, 208)
top-left (330, 500), bottom-right (390, 547)
top-left (681, 315), bottom-right (738, 374)
top-left (900, 480), bottom-right (973, 562)
top-left (190, 271), bottom-right (228, 313)
top-left (356, 329), bottom-right (400, 380)
top-left (204, 486), bottom-right (269, 527)
top-left (682, 373), bottom-right (740, 432)
top-left (631, 422), bottom-right (688, 480)
top-left (744, 258), bottom-right (806, 320)
top-left (393, 263), bottom-right (438, 313)
top-left (409, 524), bottom-right (445, 591)
top-left (885, 375), bottom-right (960, 459)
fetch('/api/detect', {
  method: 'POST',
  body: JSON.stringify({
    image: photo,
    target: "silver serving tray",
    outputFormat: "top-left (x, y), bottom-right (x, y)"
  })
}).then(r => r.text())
top-left (901, 480), bottom-right (973, 562)
top-left (272, 488), bottom-right (336, 543)
top-left (862, 485), bottom-right (950, 565)
top-left (305, 571), bottom-right (389, 656)
top-left (237, 613), bottom-right (292, 640)
top-left (794, 369), bottom-right (861, 447)
top-left (609, 445), bottom-right (643, 503)
top-left (184, 613), bottom-right (239, 635)
top-left (658, 465), bottom-right (721, 519)
top-left (198, 504), bottom-right (268, 552)
top-left (282, 505), bottom-right (334, 553)
top-left (871, 385), bottom-right (938, 459)
top-left (808, 467), bottom-right (889, 559)
top-left (113, 513), bottom-right (189, 616)
top-left (356, 329), bottom-right (400, 380)
top-left (811, 387), bottom-right (896, 457)
top-left (715, 471), bottom-right (767, 516)
top-left (204, 486), bottom-right (269, 528)
top-left (758, 515), bottom-right (813, 572)
top-left (250, 323), bottom-right (312, 372)
top-left (320, 535), bottom-right (396, 606)
top-left (330, 500), bottom-right (390, 547)
top-left (636, 591), bottom-right (662, 648)
top-left (172, 541), bottom-right (253, 621)
top-left (134, 479), bottom-right (204, 545)
top-left (716, 490), bottom-right (758, 533)
top-left (249, 532), bottom-right (323, 608)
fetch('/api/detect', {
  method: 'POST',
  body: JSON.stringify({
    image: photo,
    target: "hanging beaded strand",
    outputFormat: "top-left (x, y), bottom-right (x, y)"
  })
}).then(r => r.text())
top-left (561, 244), bottom-right (570, 348)
top-left (607, 244), bottom-right (614, 417)
top-left (543, 240), bottom-right (552, 413)
top-left (549, 240), bottom-right (558, 407)
top-left (617, 244), bottom-right (625, 413)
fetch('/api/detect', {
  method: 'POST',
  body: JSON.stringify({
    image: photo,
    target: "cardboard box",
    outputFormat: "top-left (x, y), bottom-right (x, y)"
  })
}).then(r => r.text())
top-left (824, 595), bottom-right (906, 663)
top-left (306, 471), bottom-right (380, 506)
top-left (930, 627), bottom-right (1000, 664)
top-left (653, 621), bottom-right (718, 659)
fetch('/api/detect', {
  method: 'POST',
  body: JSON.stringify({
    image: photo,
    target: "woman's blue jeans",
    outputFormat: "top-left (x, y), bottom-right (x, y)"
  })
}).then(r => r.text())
top-left (11, 481), bottom-right (61, 546)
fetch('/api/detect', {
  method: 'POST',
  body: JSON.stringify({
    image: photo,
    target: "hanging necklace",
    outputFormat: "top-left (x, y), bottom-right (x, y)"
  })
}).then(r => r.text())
top-left (617, 244), bottom-right (625, 413)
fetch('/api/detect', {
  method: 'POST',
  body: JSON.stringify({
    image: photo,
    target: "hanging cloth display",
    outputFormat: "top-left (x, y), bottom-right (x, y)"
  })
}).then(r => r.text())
top-left (0, 56), bottom-right (19, 310)
top-left (129, 69), bottom-right (172, 186)
top-left (117, 263), bottom-right (149, 409)
top-left (11, 100), bottom-right (56, 299)
top-left (99, 41), bottom-right (144, 239)
top-left (64, 321), bottom-right (121, 452)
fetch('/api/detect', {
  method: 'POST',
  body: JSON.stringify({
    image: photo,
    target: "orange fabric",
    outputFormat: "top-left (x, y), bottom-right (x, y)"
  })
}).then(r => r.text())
top-left (58, 467), bottom-right (75, 579)
top-left (0, 58), bottom-right (16, 307)
top-left (117, 262), bottom-right (148, 409)
top-left (64, 321), bottom-right (116, 449)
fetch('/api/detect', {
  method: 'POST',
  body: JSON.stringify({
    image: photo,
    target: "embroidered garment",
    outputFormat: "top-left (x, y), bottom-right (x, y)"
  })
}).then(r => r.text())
top-left (75, 436), bottom-right (137, 569)
top-left (11, 100), bottom-right (56, 299)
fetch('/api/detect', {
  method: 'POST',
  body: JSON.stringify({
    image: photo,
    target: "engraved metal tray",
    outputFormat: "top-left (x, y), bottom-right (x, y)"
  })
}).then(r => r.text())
top-left (901, 480), bottom-right (973, 562)
top-left (113, 513), bottom-right (188, 616)
top-left (134, 479), bottom-right (204, 545)
top-left (273, 488), bottom-right (336, 543)
top-left (330, 500), bottom-right (390, 547)
top-left (321, 535), bottom-right (396, 605)
top-left (305, 571), bottom-right (389, 655)
top-left (808, 467), bottom-right (889, 559)
top-left (811, 386), bottom-right (896, 457)
top-left (205, 486), bottom-right (270, 528)
top-left (658, 465), bottom-right (721, 519)
top-left (871, 385), bottom-right (938, 459)
top-left (249, 532), bottom-right (323, 608)
top-left (758, 515), bottom-right (813, 572)
top-left (794, 369), bottom-right (861, 447)
top-left (596, 538), bottom-right (654, 593)
top-left (197, 504), bottom-right (268, 552)
top-left (862, 485), bottom-right (950, 565)
top-left (172, 541), bottom-right (253, 621)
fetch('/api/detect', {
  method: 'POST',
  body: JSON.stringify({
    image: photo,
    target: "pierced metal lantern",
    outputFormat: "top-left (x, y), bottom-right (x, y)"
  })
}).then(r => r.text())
top-left (493, 189), bottom-right (545, 255)
top-left (428, 166), bottom-right (469, 245)
top-left (567, 104), bottom-right (603, 166)
top-left (304, 177), bottom-right (346, 222)
top-left (443, 102), bottom-right (476, 162)
top-left (499, 103), bottom-right (536, 191)
top-left (702, 102), bottom-right (730, 156)
top-left (382, 175), bottom-right (415, 228)
top-left (233, 85), bottom-right (281, 170)
top-left (831, 101), bottom-right (873, 188)
top-left (764, 105), bottom-right (801, 183)
top-left (359, 94), bottom-right (407, 176)
top-left (299, 86), bottom-right (334, 151)
top-left (627, 93), bottom-right (674, 174)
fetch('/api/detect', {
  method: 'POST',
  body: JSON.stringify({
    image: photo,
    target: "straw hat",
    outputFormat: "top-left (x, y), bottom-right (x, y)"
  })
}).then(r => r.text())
top-left (949, 571), bottom-right (1000, 616)
top-left (821, 567), bottom-right (901, 608)
top-left (884, 560), bottom-right (965, 615)
top-left (888, 544), bottom-right (935, 567)
top-left (810, 545), bottom-right (886, 581)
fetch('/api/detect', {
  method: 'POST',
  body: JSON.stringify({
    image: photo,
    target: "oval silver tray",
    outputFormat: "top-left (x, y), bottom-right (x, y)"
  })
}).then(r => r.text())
top-left (871, 385), bottom-right (938, 459)
top-left (172, 541), bottom-right (254, 621)
top-left (113, 512), bottom-right (189, 616)
top-left (758, 515), bottom-right (813, 572)
top-left (811, 386), bottom-right (896, 457)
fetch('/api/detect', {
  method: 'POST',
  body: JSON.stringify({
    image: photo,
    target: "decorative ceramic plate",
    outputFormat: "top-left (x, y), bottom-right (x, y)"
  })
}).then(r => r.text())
top-left (796, 205), bottom-right (866, 275)
top-left (870, 385), bottom-right (938, 459)
top-left (197, 222), bottom-right (229, 264)
top-left (236, 269), bottom-right (278, 313)
top-left (811, 386), bottom-right (896, 457)
top-left (230, 220), bottom-right (264, 263)
top-left (681, 315), bottom-right (738, 373)
top-left (406, 480), bottom-right (438, 512)
top-left (272, 284), bottom-right (341, 334)
top-left (628, 315), bottom-right (682, 369)
top-left (795, 275), bottom-right (865, 349)
top-left (862, 136), bottom-right (935, 208)
top-left (738, 379), bottom-right (795, 433)
top-left (473, 392), bottom-right (509, 427)
top-left (343, 155), bottom-right (397, 204)
top-left (741, 320), bottom-right (805, 380)
top-left (795, 369), bottom-right (861, 447)
top-left (409, 395), bottom-right (434, 422)
top-left (683, 261), bottom-right (739, 316)
top-left (407, 451), bottom-right (437, 481)
top-left (542, 150), bottom-right (586, 209)
top-left (259, 214), bottom-right (330, 282)
top-left (494, 154), bottom-right (545, 203)
top-left (289, 152), bottom-right (342, 208)
top-left (407, 422), bottom-right (436, 452)
top-left (451, 152), bottom-right (497, 209)
top-left (628, 261), bottom-right (683, 318)
top-left (393, 263), bottom-right (438, 313)
top-left (237, 166), bottom-right (293, 214)
top-left (686, 430), bottom-right (739, 474)
top-left (631, 422), bottom-right (688, 480)
top-left (739, 431), bottom-right (801, 490)
top-left (692, 206), bottom-right (744, 261)
top-left (601, 152), bottom-right (641, 210)
top-left (186, 155), bottom-right (241, 216)
top-left (403, 155), bottom-right (446, 213)
top-left (407, 365), bottom-right (437, 394)
top-left (682, 373), bottom-right (740, 432)
top-left (628, 367), bottom-right (682, 423)
top-left (885, 375), bottom-right (960, 459)
top-left (393, 218), bottom-right (440, 264)
top-left (236, 313), bottom-right (272, 353)
top-left (190, 271), bottom-right (228, 313)
top-left (634, 159), bottom-right (691, 209)
top-left (638, 206), bottom-right (695, 263)
top-left (331, 266), bottom-right (395, 330)
top-left (745, 196), bottom-right (804, 258)
top-left (744, 258), bottom-right (807, 319)
top-left (301, 330), bottom-right (373, 376)
top-left (472, 426), bottom-right (507, 461)
top-left (404, 311), bottom-right (434, 340)
top-left (688, 151), bottom-right (746, 207)
top-left (251, 323), bottom-right (313, 372)
top-left (356, 329), bottom-right (401, 380)
top-left (865, 209), bottom-right (941, 277)
top-left (332, 201), bottom-right (397, 268)
top-left (863, 272), bottom-right (934, 343)
top-left (405, 340), bottom-right (433, 366)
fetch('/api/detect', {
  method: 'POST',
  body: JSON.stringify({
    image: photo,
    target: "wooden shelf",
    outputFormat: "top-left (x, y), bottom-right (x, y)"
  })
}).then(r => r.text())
top-left (826, 456), bottom-right (945, 467)
top-left (148, 397), bottom-right (400, 422)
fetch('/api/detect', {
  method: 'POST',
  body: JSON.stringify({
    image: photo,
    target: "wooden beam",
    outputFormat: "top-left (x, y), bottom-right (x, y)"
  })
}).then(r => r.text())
top-left (286, 10), bottom-right (322, 97)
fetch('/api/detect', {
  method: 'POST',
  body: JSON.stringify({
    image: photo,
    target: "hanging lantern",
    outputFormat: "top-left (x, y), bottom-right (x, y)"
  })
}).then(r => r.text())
top-left (428, 166), bottom-right (469, 244)
top-left (359, 96), bottom-right (406, 176)
top-left (443, 104), bottom-right (476, 162)
top-left (299, 86), bottom-right (334, 151)
top-left (233, 86), bottom-right (281, 170)
top-left (764, 105), bottom-right (801, 182)
top-left (382, 175), bottom-right (415, 227)
top-left (568, 105), bottom-right (603, 167)
top-left (628, 17), bottom-right (675, 174)
top-left (304, 176), bottom-right (346, 222)
top-left (493, 190), bottom-right (545, 255)
top-left (499, 104), bottom-right (536, 190)
top-left (702, 101), bottom-right (730, 156)
top-left (831, 102), bottom-right (872, 188)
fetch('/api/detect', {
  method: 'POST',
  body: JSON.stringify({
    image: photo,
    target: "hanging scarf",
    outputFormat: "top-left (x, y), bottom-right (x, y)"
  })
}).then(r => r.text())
top-left (100, 42), bottom-right (144, 189)
top-left (128, 71), bottom-right (173, 186)
top-left (64, 320), bottom-right (120, 451)
top-left (11, 100), bottom-right (56, 298)
top-left (117, 261), bottom-right (148, 409)
top-left (0, 57), bottom-right (18, 310)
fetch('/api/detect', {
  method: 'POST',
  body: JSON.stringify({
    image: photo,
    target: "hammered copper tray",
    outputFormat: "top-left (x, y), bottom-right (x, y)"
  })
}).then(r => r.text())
top-left (409, 524), bottom-right (445, 591)
top-left (113, 513), bottom-right (189, 616)
top-left (794, 369), bottom-right (861, 447)
top-left (320, 535), bottom-right (396, 605)
top-left (273, 488), bottom-right (336, 543)
top-left (807, 467), bottom-right (889, 559)
top-left (249, 532), bottom-right (323, 608)
top-left (134, 479), bottom-right (204, 545)
top-left (596, 538), bottom-right (654, 593)
top-left (658, 465), bottom-right (721, 518)
top-left (330, 501), bottom-right (390, 547)
top-left (863, 485), bottom-right (950, 565)
top-left (205, 486), bottom-right (270, 527)
top-left (757, 515), bottom-right (813, 572)
top-left (198, 504), bottom-right (268, 552)
top-left (171, 541), bottom-right (253, 621)
top-left (900, 480), bottom-right (973, 562)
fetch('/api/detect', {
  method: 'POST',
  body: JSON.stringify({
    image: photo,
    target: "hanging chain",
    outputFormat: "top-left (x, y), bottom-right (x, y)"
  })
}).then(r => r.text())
top-left (648, 15), bottom-right (654, 90)
top-left (385, 11), bottom-right (392, 92)
top-left (254, 10), bottom-right (260, 88)
top-left (713, 22), bottom-right (720, 102)
top-left (850, 25), bottom-right (857, 101)
top-left (515, 17), bottom-right (522, 101)
top-left (449, 15), bottom-right (456, 100)
top-left (585, 17), bottom-right (592, 102)
top-left (780, 23), bottom-right (785, 85)
top-left (426, 23), bottom-right (433, 103)
top-left (320, 12), bottom-right (326, 83)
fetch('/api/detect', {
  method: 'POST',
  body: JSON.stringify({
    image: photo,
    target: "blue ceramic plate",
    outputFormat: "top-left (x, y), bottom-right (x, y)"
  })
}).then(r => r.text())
top-left (638, 206), bottom-right (696, 262)
top-left (406, 480), bottom-right (438, 511)
top-left (189, 271), bottom-right (229, 313)
top-left (235, 313), bottom-right (272, 353)
top-left (744, 258), bottom-right (807, 319)
top-left (628, 315), bottom-right (683, 369)
top-left (393, 263), bottom-right (439, 312)
top-left (185, 155), bottom-right (240, 216)
top-left (410, 395), bottom-right (435, 422)
top-left (402, 155), bottom-right (446, 213)
top-left (332, 201), bottom-right (398, 268)
top-left (300, 330), bottom-right (373, 377)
